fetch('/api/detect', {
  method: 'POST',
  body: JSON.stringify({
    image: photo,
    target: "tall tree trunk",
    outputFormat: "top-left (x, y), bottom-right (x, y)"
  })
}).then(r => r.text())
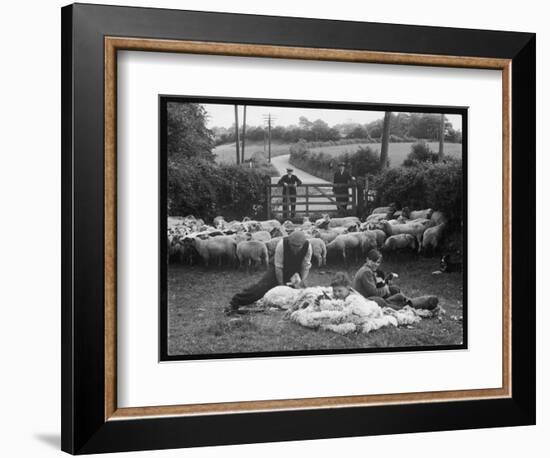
top-left (438, 113), bottom-right (445, 160)
top-left (241, 105), bottom-right (247, 163)
top-left (379, 111), bottom-right (391, 169)
top-left (234, 105), bottom-right (240, 164)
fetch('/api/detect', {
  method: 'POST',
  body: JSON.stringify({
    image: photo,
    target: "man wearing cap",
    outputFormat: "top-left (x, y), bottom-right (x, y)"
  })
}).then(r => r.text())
top-left (225, 231), bottom-right (312, 315)
top-left (333, 162), bottom-right (354, 215)
top-left (277, 167), bottom-right (302, 219)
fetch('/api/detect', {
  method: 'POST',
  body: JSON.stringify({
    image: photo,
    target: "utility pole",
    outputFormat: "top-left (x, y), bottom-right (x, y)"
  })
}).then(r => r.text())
top-left (380, 111), bottom-right (391, 169)
top-left (263, 114), bottom-right (275, 163)
top-left (234, 105), bottom-right (240, 164)
top-left (241, 105), bottom-right (247, 163)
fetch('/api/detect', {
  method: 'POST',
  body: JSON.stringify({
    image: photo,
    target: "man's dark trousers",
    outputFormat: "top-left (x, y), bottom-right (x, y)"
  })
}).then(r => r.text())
top-left (230, 267), bottom-right (278, 307)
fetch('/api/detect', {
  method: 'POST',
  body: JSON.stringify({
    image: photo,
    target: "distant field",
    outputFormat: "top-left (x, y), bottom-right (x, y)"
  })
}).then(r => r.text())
top-left (308, 141), bottom-right (462, 167)
top-left (213, 141), bottom-right (292, 163)
top-left (214, 140), bottom-right (462, 166)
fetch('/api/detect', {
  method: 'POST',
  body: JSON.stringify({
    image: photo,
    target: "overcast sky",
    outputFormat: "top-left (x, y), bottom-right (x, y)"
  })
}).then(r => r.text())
top-left (202, 103), bottom-right (462, 131)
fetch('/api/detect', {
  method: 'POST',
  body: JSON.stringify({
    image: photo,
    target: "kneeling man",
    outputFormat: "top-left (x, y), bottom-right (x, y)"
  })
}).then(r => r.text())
top-left (225, 231), bottom-right (312, 315)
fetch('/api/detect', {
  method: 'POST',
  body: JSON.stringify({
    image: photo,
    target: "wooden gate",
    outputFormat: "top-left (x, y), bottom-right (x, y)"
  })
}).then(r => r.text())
top-left (266, 182), bottom-right (364, 220)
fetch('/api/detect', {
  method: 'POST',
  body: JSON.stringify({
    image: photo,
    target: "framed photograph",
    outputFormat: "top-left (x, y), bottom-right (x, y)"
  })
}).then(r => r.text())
top-left (61, 3), bottom-right (536, 454)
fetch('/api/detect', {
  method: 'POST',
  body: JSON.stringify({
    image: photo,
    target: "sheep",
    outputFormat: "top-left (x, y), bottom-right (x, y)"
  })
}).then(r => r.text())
top-left (369, 229), bottom-right (387, 248)
top-left (213, 216), bottom-right (226, 229)
top-left (265, 237), bottom-right (282, 258)
top-left (250, 230), bottom-right (271, 242)
top-left (270, 226), bottom-right (288, 238)
top-left (301, 216), bottom-right (314, 230)
top-left (371, 205), bottom-right (395, 215)
top-left (365, 213), bottom-right (389, 225)
top-left (409, 208), bottom-right (434, 220)
top-left (244, 221), bottom-right (262, 232)
top-left (383, 234), bottom-right (418, 252)
top-left (311, 228), bottom-right (340, 244)
top-left (421, 222), bottom-right (447, 254)
top-left (347, 231), bottom-right (378, 255)
top-left (327, 216), bottom-right (361, 228)
top-left (314, 214), bottom-right (330, 227)
top-left (431, 211), bottom-right (447, 226)
top-left (190, 235), bottom-right (237, 267)
top-left (307, 238), bottom-right (327, 267)
top-left (344, 222), bottom-right (359, 232)
top-left (168, 237), bottom-right (184, 263)
top-left (376, 220), bottom-right (430, 253)
top-left (236, 240), bottom-right (269, 270)
top-left (178, 237), bottom-right (200, 265)
top-left (258, 219), bottom-right (282, 232)
top-left (232, 232), bottom-right (252, 244)
top-left (226, 220), bottom-right (246, 232)
top-left (282, 220), bottom-right (296, 233)
top-left (314, 214), bottom-right (360, 229)
top-left (326, 234), bottom-right (362, 264)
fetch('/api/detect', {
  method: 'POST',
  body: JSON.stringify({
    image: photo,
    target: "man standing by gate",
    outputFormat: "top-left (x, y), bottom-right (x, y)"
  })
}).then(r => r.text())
top-left (333, 162), bottom-right (355, 215)
top-left (278, 167), bottom-right (302, 219)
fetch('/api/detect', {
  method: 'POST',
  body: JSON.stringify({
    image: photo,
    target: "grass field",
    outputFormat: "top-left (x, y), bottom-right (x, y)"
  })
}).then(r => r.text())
top-left (308, 141), bottom-right (462, 167)
top-left (167, 256), bottom-right (464, 357)
top-left (214, 140), bottom-right (462, 167)
top-left (213, 141), bottom-right (292, 163)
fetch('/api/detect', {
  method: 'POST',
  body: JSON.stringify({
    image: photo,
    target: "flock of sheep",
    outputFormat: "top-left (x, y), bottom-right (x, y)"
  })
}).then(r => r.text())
top-left (167, 205), bottom-right (448, 269)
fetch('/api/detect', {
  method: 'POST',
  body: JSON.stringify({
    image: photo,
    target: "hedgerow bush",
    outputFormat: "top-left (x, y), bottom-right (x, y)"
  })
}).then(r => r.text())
top-left (372, 158), bottom-right (463, 221)
top-left (247, 151), bottom-right (280, 177)
top-left (403, 141), bottom-right (439, 166)
top-left (168, 158), bottom-right (270, 221)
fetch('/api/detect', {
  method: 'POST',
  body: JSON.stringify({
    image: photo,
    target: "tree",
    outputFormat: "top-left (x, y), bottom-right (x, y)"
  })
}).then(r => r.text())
top-left (379, 111), bottom-right (391, 168)
top-left (438, 113), bottom-right (445, 159)
top-left (241, 105), bottom-right (247, 163)
top-left (234, 105), bottom-right (240, 164)
top-left (167, 102), bottom-right (215, 163)
top-left (298, 116), bottom-right (313, 130)
top-left (347, 125), bottom-right (369, 139)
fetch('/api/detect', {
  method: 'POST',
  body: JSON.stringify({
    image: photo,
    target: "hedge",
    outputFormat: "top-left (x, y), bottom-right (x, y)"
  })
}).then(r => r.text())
top-left (168, 158), bottom-right (272, 222)
top-left (372, 158), bottom-right (463, 222)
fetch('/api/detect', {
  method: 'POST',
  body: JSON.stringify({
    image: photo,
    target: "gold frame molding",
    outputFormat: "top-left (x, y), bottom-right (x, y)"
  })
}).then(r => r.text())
top-left (104, 37), bottom-right (512, 421)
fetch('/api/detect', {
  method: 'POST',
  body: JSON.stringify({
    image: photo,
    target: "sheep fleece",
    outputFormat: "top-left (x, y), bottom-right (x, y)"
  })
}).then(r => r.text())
top-left (260, 287), bottom-right (433, 335)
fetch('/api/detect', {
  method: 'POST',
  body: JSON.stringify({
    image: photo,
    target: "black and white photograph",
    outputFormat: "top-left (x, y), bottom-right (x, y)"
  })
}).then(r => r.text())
top-left (161, 97), bottom-right (466, 360)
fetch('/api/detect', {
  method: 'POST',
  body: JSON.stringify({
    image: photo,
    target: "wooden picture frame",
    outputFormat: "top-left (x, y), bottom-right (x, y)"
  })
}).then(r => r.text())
top-left (61, 3), bottom-right (535, 454)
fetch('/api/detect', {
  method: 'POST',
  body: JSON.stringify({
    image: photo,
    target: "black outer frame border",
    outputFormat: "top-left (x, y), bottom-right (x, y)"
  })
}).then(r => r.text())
top-left (61, 3), bottom-right (536, 455)
top-left (158, 95), bottom-right (469, 362)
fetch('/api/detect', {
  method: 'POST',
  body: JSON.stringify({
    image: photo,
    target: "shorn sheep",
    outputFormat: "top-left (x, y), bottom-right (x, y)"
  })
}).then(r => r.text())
top-left (307, 237), bottom-right (327, 267)
top-left (236, 240), bottom-right (269, 270)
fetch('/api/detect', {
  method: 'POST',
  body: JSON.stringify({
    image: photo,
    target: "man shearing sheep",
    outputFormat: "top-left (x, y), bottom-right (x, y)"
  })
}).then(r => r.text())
top-left (225, 231), bottom-right (312, 315)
